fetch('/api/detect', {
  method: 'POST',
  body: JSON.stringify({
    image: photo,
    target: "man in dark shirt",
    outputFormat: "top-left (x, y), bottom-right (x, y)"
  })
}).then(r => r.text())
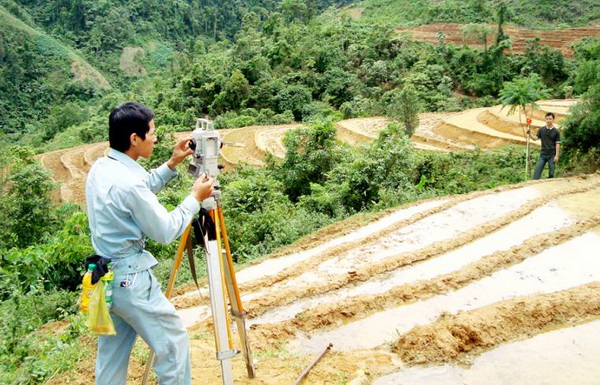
top-left (529, 112), bottom-right (561, 179)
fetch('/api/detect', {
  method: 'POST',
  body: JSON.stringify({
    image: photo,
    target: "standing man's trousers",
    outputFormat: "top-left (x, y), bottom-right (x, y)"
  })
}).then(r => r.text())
top-left (533, 152), bottom-right (556, 180)
top-left (95, 269), bottom-right (191, 385)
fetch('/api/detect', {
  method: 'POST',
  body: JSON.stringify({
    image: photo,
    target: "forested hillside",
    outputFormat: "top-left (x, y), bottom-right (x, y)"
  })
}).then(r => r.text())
top-left (1, 0), bottom-right (598, 149)
top-left (0, 0), bottom-right (352, 143)
top-left (1, 1), bottom-right (599, 383)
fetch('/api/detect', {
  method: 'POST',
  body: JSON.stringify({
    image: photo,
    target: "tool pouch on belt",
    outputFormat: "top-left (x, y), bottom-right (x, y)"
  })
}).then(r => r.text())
top-left (192, 207), bottom-right (217, 244)
top-left (84, 255), bottom-right (112, 284)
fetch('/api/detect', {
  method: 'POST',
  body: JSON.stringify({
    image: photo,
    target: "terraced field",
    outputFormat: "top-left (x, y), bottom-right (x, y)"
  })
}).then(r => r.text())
top-left (38, 99), bottom-right (574, 207)
top-left (168, 173), bottom-right (598, 385)
top-left (41, 98), bottom-right (600, 385)
top-left (49, 172), bottom-right (600, 384)
top-left (396, 23), bottom-right (600, 58)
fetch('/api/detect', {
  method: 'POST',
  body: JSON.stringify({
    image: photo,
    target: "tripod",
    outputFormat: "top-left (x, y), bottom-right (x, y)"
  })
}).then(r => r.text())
top-left (141, 185), bottom-right (255, 384)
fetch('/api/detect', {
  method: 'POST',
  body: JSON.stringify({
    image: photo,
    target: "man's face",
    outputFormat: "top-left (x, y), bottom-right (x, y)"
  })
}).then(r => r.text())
top-left (545, 115), bottom-right (555, 127)
top-left (138, 119), bottom-right (158, 159)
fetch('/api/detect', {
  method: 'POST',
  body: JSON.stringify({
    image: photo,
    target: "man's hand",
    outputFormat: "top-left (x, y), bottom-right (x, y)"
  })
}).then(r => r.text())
top-left (192, 174), bottom-right (214, 201)
top-left (553, 155), bottom-right (559, 163)
top-left (167, 137), bottom-right (193, 170)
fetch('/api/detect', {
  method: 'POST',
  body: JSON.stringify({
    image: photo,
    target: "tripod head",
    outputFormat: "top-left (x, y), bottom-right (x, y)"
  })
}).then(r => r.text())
top-left (188, 118), bottom-right (223, 179)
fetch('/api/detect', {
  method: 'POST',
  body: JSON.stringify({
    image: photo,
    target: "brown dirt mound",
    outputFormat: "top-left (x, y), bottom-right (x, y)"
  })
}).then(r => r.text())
top-left (254, 125), bottom-right (302, 158)
top-left (394, 282), bottom-right (600, 366)
top-left (434, 121), bottom-right (524, 148)
top-left (478, 109), bottom-right (526, 137)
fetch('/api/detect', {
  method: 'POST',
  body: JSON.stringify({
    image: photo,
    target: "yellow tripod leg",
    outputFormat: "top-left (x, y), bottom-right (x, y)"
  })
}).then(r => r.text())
top-left (217, 206), bottom-right (256, 378)
top-left (141, 225), bottom-right (192, 385)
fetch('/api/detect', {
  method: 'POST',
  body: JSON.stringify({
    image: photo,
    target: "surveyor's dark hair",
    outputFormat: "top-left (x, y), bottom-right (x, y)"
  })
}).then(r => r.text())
top-left (109, 102), bottom-right (155, 152)
top-left (545, 112), bottom-right (555, 119)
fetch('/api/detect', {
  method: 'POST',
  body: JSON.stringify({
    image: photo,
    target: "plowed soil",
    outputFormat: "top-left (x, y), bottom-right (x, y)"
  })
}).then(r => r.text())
top-left (396, 23), bottom-right (600, 58)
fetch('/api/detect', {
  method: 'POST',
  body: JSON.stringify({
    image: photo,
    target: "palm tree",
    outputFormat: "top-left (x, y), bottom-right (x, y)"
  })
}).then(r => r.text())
top-left (499, 74), bottom-right (550, 177)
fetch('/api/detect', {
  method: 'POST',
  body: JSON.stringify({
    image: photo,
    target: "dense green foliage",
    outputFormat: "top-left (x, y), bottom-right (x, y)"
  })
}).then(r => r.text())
top-left (356, 0), bottom-right (600, 28)
top-left (0, 14), bottom-right (72, 137)
top-left (0, 0), bottom-right (581, 148)
top-left (561, 39), bottom-right (600, 172)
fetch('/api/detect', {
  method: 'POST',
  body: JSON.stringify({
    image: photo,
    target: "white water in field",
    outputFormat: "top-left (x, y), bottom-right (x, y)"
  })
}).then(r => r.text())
top-left (292, 232), bottom-right (600, 353)
top-left (249, 203), bottom-right (574, 326)
top-left (374, 321), bottom-right (600, 385)
top-left (235, 199), bottom-right (449, 284)
top-left (251, 187), bottom-right (541, 296)
top-left (178, 199), bottom-right (448, 301)
top-left (178, 187), bottom-right (542, 329)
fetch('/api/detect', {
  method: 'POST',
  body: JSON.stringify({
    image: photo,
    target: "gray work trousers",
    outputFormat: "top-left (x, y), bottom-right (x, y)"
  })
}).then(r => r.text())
top-left (533, 152), bottom-right (556, 180)
top-left (95, 269), bottom-right (191, 385)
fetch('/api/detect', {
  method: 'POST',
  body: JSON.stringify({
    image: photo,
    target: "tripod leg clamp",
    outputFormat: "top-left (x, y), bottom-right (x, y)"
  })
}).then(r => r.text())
top-left (230, 309), bottom-right (247, 319)
top-left (216, 349), bottom-right (240, 361)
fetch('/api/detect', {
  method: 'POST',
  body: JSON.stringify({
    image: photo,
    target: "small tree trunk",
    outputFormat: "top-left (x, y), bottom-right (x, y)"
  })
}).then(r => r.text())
top-left (526, 125), bottom-right (531, 178)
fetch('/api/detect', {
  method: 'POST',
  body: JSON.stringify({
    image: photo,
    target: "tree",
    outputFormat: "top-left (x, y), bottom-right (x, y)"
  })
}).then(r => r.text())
top-left (277, 120), bottom-right (339, 201)
top-left (279, 0), bottom-right (308, 23)
top-left (212, 69), bottom-right (250, 113)
top-left (499, 74), bottom-right (551, 176)
top-left (461, 23), bottom-right (493, 54)
top-left (275, 84), bottom-right (312, 120)
top-left (563, 87), bottom-right (600, 154)
top-left (563, 39), bottom-right (600, 156)
top-left (385, 85), bottom-right (421, 137)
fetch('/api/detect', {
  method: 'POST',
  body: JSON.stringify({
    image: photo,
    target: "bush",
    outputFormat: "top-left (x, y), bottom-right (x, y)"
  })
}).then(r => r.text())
top-left (218, 166), bottom-right (333, 261)
top-left (563, 93), bottom-right (600, 154)
top-left (0, 210), bottom-right (92, 296)
top-left (275, 120), bottom-right (340, 201)
top-left (0, 146), bottom-right (59, 250)
top-left (0, 289), bottom-right (87, 385)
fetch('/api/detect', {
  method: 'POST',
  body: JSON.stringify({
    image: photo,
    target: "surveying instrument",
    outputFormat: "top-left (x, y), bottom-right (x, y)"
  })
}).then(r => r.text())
top-left (141, 118), bottom-right (255, 384)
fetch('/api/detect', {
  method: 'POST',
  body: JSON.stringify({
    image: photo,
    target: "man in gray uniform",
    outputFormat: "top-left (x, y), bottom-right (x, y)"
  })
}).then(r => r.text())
top-left (86, 102), bottom-right (214, 384)
top-left (530, 112), bottom-right (561, 179)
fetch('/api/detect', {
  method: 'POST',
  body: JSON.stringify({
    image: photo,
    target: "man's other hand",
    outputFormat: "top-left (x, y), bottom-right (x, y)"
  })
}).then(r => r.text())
top-left (192, 174), bottom-right (214, 201)
top-left (167, 137), bottom-right (194, 170)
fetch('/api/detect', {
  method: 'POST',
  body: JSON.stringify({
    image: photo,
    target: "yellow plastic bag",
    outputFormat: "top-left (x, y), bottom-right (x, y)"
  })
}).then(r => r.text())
top-left (86, 281), bottom-right (116, 336)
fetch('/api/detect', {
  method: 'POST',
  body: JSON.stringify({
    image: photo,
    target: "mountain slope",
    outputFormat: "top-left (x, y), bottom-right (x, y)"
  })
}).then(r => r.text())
top-left (0, 5), bottom-right (110, 135)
